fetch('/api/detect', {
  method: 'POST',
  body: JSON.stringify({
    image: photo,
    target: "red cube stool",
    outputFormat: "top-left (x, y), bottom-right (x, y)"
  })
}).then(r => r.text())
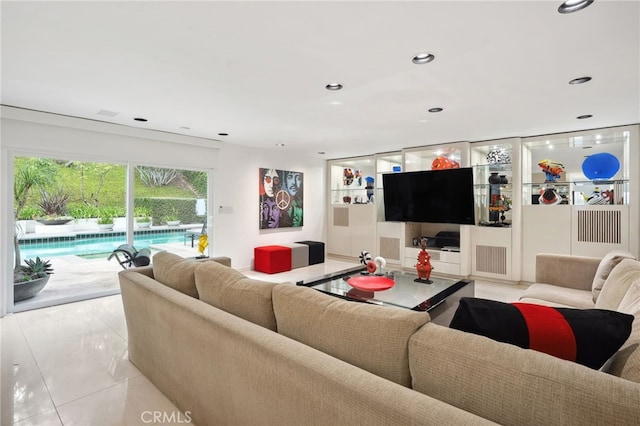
top-left (254, 245), bottom-right (292, 274)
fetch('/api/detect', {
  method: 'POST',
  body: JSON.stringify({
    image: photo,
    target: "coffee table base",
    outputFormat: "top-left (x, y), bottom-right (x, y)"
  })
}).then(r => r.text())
top-left (426, 280), bottom-right (474, 326)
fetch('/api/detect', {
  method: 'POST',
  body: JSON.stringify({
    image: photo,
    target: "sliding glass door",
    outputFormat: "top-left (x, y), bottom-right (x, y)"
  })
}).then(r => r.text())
top-left (11, 155), bottom-right (210, 312)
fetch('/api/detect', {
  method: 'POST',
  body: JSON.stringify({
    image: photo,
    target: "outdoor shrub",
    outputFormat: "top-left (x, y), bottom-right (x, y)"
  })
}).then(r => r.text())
top-left (137, 166), bottom-right (178, 187)
top-left (134, 206), bottom-right (152, 217)
top-left (68, 204), bottom-right (100, 219)
top-left (37, 187), bottom-right (71, 217)
top-left (135, 197), bottom-right (202, 224)
top-left (17, 206), bottom-right (41, 220)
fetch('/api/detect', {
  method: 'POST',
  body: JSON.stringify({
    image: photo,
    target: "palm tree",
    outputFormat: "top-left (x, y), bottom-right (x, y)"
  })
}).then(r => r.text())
top-left (14, 162), bottom-right (49, 269)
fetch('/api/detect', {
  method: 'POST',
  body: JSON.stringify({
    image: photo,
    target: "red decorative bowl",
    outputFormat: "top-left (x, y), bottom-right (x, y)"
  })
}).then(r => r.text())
top-left (346, 276), bottom-right (395, 292)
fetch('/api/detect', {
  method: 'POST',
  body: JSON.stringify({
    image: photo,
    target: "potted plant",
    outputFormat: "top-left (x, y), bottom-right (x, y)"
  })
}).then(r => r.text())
top-left (36, 187), bottom-right (73, 225)
top-left (97, 215), bottom-right (114, 231)
top-left (137, 215), bottom-right (151, 228)
top-left (14, 257), bottom-right (54, 302)
top-left (165, 209), bottom-right (181, 226)
top-left (134, 206), bottom-right (152, 228)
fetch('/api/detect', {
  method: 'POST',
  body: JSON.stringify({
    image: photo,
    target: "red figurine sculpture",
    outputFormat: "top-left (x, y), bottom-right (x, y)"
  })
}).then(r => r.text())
top-left (415, 238), bottom-right (433, 282)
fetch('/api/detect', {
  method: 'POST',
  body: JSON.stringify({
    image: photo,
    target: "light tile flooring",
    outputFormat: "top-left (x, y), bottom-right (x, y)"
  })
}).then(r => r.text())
top-left (1, 258), bottom-right (528, 425)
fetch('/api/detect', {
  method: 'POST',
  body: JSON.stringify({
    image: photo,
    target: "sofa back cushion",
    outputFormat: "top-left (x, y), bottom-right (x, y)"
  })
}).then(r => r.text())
top-left (595, 259), bottom-right (640, 311)
top-left (602, 279), bottom-right (640, 383)
top-left (152, 251), bottom-right (201, 298)
top-left (194, 261), bottom-right (278, 331)
top-left (272, 284), bottom-right (429, 387)
top-left (592, 251), bottom-right (636, 303)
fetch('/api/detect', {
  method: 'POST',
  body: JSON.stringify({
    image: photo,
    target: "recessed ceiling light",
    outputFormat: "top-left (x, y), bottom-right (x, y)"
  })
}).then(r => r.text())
top-left (569, 76), bottom-right (592, 84)
top-left (275, 143), bottom-right (285, 147)
top-left (577, 114), bottom-right (593, 119)
top-left (558, 0), bottom-right (594, 14)
top-left (97, 109), bottom-right (119, 117)
top-left (133, 117), bottom-right (147, 122)
top-left (412, 52), bottom-right (435, 65)
top-left (325, 83), bottom-right (343, 91)
top-left (218, 132), bottom-right (228, 136)
top-left (318, 151), bottom-right (326, 155)
top-left (428, 107), bottom-right (443, 113)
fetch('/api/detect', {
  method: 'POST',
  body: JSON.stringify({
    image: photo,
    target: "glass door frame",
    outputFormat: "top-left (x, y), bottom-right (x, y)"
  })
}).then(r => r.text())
top-left (2, 149), bottom-right (213, 314)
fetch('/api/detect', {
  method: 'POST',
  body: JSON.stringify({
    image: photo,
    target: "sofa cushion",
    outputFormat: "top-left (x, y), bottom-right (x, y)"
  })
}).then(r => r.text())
top-left (152, 251), bottom-right (201, 298)
top-left (595, 258), bottom-right (640, 311)
top-left (194, 261), bottom-right (278, 331)
top-left (450, 297), bottom-right (633, 369)
top-left (592, 251), bottom-right (636, 303)
top-left (519, 283), bottom-right (595, 309)
top-left (272, 284), bottom-right (429, 387)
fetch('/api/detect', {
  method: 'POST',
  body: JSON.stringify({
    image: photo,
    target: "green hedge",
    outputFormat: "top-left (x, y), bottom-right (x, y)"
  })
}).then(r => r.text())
top-left (135, 197), bottom-right (205, 225)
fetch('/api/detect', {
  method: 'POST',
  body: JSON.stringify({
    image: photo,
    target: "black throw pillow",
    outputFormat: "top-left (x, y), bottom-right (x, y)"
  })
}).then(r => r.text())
top-left (449, 297), bottom-right (633, 369)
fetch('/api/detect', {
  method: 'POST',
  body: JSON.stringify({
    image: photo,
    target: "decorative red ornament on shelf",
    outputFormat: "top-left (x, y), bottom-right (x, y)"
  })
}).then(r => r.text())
top-left (415, 238), bottom-right (433, 283)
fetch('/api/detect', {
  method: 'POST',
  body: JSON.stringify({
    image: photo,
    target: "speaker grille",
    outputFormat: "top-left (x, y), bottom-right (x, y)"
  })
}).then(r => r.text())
top-left (333, 207), bottom-right (349, 227)
top-left (379, 237), bottom-right (400, 260)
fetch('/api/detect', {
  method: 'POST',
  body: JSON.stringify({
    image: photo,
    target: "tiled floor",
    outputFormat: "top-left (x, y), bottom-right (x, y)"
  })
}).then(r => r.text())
top-left (1, 259), bottom-right (527, 425)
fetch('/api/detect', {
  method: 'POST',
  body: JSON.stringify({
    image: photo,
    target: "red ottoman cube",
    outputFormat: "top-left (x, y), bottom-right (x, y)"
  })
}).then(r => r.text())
top-left (254, 245), bottom-right (292, 274)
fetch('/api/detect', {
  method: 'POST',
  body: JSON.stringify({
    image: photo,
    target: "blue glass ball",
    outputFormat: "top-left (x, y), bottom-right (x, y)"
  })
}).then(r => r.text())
top-left (581, 153), bottom-right (620, 180)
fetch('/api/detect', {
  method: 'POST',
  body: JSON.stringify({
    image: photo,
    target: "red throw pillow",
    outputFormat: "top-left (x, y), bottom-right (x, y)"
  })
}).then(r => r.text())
top-left (449, 297), bottom-right (633, 369)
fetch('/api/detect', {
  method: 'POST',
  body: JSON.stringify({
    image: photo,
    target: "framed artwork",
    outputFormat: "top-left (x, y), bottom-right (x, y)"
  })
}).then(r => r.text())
top-left (259, 168), bottom-right (303, 229)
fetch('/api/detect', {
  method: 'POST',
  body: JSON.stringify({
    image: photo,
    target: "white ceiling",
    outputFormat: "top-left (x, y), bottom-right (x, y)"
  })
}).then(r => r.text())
top-left (2, 1), bottom-right (639, 160)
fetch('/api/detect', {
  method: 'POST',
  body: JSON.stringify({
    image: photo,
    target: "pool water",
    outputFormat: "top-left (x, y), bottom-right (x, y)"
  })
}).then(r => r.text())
top-left (19, 231), bottom-right (185, 259)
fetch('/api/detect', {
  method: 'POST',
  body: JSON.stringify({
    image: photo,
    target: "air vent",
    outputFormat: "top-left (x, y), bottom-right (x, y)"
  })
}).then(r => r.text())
top-left (577, 210), bottom-right (621, 244)
top-left (476, 245), bottom-right (507, 275)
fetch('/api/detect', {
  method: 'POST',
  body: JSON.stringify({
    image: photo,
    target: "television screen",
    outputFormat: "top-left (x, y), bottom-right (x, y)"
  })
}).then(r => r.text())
top-left (382, 168), bottom-right (475, 225)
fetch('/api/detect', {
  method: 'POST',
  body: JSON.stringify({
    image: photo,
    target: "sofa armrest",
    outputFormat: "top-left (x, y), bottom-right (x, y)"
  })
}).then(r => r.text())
top-left (409, 323), bottom-right (640, 426)
top-left (127, 265), bottom-right (154, 278)
top-left (535, 253), bottom-right (600, 290)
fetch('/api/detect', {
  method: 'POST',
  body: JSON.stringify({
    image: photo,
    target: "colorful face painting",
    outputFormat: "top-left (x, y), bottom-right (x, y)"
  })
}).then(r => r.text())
top-left (259, 168), bottom-right (304, 229)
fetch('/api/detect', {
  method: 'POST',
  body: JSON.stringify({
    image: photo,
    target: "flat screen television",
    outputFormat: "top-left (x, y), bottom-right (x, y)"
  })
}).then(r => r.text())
top-left (382, 168), bottom-right (475, 225)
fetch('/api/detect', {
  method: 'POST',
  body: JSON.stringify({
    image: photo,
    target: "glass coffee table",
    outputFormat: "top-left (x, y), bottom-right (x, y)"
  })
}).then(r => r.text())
top-left (298, 266), bottom-right (474, 326)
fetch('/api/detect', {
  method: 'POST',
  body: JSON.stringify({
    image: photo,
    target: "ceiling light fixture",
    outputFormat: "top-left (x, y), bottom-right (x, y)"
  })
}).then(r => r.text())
top-left (428, 107), bottom-right (443, 113)
top-left (325, 83), bottom-right (343, 91)
top-left (577, 114), bottom-right (593, 119)
top-left (318, 151), bottom-right (326, 155)
top-left (558, 0), bottom-right (594, 14)
top-left (133, 117), bottom-right (148, 122)
top-left (412, 52), bottom-right (435, 64)
top-left (569, 76), bottom-right (592, 84)
top-left (275, 143), bottom-right (285, 147)
top-left (218, 133), bottom-right (228, 136)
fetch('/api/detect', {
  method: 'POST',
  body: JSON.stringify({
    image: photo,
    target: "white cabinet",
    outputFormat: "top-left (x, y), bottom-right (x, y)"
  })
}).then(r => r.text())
top-left (520, 126), bottom-right (638, 283)
top-left (327, 202), bottom-right (376, 258)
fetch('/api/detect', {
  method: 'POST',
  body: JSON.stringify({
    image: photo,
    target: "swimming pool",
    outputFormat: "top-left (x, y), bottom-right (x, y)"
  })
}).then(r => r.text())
top-left (18, 230), bottom-right (186, 259)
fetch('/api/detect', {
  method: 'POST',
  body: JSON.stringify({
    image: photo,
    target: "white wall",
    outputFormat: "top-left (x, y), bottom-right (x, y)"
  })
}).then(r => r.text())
top-left (0, 107), bottom-right (327, 315)
top-left (212, 145), bottom-right (326, 269)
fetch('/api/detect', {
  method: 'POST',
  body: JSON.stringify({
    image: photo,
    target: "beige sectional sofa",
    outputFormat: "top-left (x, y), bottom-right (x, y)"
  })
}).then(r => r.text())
top-left (119, 251), bottom-right (640, 425)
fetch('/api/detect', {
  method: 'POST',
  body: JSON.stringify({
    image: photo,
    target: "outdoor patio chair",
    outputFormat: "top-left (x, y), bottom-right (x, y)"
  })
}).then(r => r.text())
top-left (184, 221), bottom-right (207, 247)
top-left (108, 244), bottom-right (151, 269)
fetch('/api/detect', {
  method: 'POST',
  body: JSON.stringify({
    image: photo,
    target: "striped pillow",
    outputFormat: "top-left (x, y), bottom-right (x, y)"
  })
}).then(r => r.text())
top-left (450, 297), bottom-right (633, 369)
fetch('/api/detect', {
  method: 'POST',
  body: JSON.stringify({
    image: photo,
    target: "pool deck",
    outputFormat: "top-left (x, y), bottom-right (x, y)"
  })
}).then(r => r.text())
top-left (12, 236), bottom-right (203, 312)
